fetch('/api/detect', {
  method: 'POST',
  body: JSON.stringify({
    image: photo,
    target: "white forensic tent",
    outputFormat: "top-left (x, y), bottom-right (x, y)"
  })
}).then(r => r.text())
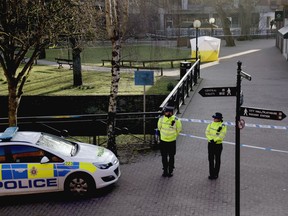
top-left (190, 36), bottom-right (221, 62)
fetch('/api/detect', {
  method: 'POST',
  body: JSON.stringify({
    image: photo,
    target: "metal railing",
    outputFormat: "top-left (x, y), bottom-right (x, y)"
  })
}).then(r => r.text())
top-left (158, 59), bottom-right (200, 114)
top-left (154, 28), bottom-right (276, 39)
top-left (0, 112), bottom-right (159, 145)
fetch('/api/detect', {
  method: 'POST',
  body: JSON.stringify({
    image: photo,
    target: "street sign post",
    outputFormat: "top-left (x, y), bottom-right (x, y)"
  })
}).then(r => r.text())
top-left (198, 62), bottom-right (250, 216)
top-left (198, 86), bottom-right (236, 97)
top-left (235, 62), bottom-right (252, 216)
top-left (240, 106), bottom-right (286, 120)
top-left (240, 71), bottom-right (252, 81)
top-left (135, 70), bottom-right (154, 143)
top-left (198, 61), bottom-right (287, 216)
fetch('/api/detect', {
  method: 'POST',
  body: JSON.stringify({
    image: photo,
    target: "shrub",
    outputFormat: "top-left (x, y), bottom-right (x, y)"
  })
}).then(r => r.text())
top-left (167, 82), bottom-right (174, 91)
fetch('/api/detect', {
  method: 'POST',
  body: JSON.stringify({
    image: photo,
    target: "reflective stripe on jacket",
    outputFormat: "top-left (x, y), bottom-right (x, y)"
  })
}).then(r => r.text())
top-left (205, 121), bottom-right (227, 144)
top-left (157, 115), bottom-right (182, 142)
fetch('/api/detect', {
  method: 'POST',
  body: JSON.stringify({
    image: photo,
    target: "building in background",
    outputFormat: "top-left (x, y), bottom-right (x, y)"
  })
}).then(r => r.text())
top-left (154, 0), bottom-right (280, 38)
top-left (275, 0), bottom-right (288, 59)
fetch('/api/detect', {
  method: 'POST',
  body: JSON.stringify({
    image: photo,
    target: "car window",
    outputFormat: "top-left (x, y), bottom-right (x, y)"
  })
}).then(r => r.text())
top-left (36, 133), bottom-right (77, 157)
top-left (44, 151), bottom-right (64, 163)
top-left (0, 146), bottom-right (6, 163)
top-left (10, 145), bottom-right (45, 163)
top-left (8, 145), bottom-right (64, 163)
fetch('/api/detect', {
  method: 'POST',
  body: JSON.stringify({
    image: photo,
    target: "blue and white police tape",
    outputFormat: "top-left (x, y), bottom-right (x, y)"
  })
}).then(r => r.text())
top-left (179, 118), bottom-right (288, 130)
top-left (179, 133), bottom-right (288, 154)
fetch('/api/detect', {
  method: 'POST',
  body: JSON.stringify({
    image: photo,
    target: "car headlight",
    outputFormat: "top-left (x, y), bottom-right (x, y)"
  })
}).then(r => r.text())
top-left (93, 162), bottom-right (113, 169)
top-left (112, 157), bottom-right (118, 165)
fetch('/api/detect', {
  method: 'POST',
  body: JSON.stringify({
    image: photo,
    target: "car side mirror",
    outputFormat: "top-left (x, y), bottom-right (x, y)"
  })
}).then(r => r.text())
top-left (121, 127), bottom-right (129, 134)
top-left (61, 129), bottom-right (69, 137)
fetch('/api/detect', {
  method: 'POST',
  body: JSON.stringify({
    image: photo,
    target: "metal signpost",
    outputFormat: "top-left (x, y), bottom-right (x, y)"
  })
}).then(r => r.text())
top-left (199, 61), bottom-right (286, 215)
top-left (198, 86), bottom-right (237, 97)
top-left (235, 62), bottom-right (252, 216)
top-left (134, 70), bottom-right (154, 142)
top-left (240, 106), bottom-right (286, 120)
top-left (198, 61), bottom-right (251, 216)
top-left (199, 61), bottom-right (286, 216)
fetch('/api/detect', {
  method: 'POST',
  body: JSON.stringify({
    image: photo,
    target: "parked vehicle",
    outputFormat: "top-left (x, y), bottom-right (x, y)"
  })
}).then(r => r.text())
top-left (0, 127), bottom-right (120, 197)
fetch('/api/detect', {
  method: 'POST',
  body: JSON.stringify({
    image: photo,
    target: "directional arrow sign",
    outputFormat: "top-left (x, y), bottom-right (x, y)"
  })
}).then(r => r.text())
top-left (240, 106), bottom-right (286, 120)
top-left (198, 87), bottom-right (236, 97)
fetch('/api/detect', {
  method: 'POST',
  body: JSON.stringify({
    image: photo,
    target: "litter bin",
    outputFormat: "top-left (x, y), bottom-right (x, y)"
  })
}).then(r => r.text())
top-left (180, 62), bottom-right (192, 79)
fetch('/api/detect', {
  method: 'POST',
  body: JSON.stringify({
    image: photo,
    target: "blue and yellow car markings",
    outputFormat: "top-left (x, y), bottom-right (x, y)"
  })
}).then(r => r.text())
top-left (79, 162), bottom-right (97, 173)
top-left (0, 164), bottom-right (12, 180)
top-left (0, 161), bottom-right (97, 181)
top-left (27, 164), bottom-right (54, 179)
top-left (12, 164), bottom-right (28, 179)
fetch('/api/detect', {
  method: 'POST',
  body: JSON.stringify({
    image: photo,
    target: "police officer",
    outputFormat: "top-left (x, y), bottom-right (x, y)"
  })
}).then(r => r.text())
top-left (157, 106), bottom-right (182, 177)
top-left (205, 112), bottom-right (227, 180)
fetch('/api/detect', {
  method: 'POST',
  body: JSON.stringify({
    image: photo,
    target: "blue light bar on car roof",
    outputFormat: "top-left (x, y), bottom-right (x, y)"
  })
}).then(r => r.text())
top-left (0, 127), bottom-right (19, 141)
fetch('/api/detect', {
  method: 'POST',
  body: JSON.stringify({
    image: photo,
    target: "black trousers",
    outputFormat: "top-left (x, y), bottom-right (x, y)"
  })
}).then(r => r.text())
top-left (208, 142), bottom-right (223, 177)
top-left (159, 140), bottom-right (176, 173)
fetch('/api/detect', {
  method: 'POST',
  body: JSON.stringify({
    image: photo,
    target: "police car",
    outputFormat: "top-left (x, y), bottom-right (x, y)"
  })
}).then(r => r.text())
top-left (0, 127), bottom-right (120, 197)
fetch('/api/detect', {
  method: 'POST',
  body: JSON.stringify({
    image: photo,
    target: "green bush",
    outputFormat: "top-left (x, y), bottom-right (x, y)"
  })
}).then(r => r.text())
top-left (167, 82), bottom-right (175, 91)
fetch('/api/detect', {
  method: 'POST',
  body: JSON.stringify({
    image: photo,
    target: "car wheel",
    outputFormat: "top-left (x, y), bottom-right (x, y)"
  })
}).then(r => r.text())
top-left (64, 172), bottom-right (96, 197)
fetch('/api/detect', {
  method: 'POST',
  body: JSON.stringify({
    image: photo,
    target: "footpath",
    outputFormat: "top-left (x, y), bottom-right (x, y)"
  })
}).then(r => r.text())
top-left (94, 38), bottom-right (288, 216)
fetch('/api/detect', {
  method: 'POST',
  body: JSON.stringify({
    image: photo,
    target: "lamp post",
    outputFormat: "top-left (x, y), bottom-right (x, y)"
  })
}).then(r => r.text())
top-left (193, 20), bottom-right (201, 60)
top-left (209, 17), bottom-right (215, 37)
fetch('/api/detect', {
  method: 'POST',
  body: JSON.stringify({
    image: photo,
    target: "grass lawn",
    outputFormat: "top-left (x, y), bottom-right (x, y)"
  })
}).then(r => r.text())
top-left (0, 65), bottom-right (178, 96)
top-left (0, 44), bottom-right (185, 148)
top-left (45, 43), bottom-right (192, 67)
top-left (0, 43), bottom-right (189, 96)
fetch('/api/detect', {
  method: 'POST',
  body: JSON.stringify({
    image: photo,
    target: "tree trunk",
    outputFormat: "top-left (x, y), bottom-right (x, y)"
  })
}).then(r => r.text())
top-left (238, 3), bottom-right (252, 41)
top-left (107, 38), bottom-right (121, 156)
top-left (105, 0), bottom-right (129, 155)
top-left (8, 83), bottom-right (20, 126)
top-left (107, 111), bottom-right (117, 155)
top-left (72, 48), bottom-right (82, 86)
top-left (216, 5), bottom-right (235, 47)
top-left (70, 37), bottom-right (83, 86)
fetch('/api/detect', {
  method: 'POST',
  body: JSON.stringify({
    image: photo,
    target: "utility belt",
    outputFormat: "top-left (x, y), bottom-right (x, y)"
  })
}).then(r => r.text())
top-left (209, 140), bottom-right (223, 145)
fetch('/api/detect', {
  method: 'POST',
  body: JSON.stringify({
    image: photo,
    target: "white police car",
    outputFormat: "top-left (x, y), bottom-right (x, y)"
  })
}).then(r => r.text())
top-left (0, 127), bottom-right (120, 197)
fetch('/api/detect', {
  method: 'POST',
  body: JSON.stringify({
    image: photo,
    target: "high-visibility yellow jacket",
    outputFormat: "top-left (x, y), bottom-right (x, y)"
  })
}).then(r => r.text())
top-left (205, 121), bottom-right (227, 144)
top-left (158, 115), bottom-right (182, 142)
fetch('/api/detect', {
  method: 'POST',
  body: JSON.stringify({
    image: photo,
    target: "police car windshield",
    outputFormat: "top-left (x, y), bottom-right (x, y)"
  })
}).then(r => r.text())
top-left (36, 133), bottom-right (77, 157)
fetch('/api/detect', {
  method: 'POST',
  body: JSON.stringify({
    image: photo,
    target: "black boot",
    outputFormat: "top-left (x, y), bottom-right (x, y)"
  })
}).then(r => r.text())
top-left (162, 168), bottom-right (168, 177)
top-left (167, 167), bottom-right (174, 177)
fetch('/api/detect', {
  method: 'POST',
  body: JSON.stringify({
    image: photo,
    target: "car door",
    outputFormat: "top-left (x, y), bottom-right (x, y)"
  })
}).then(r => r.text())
top-left (0, 145), bottom-right (14, 196)
top-left (8, 145), bottom-right (60, 195)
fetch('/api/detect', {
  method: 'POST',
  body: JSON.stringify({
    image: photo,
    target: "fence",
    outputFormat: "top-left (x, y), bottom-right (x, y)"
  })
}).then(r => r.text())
top-left (152, 28), bottom-right (276, 40)
top-left (159, 59), bottom-right (200, 114)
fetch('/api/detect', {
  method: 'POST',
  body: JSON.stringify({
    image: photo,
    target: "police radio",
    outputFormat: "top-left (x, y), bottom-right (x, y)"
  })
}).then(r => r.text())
top-left (171, 120), bottom-right (175, 126)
